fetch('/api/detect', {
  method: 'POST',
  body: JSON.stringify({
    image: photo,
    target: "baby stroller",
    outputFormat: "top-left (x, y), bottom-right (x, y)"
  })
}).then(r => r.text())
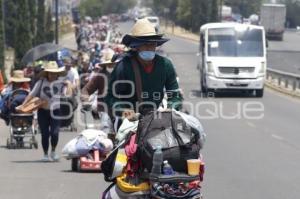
top-left (60, 95), bottom-right (78, 132)
top-left (7, 113), bottom-right (38, 149)
top-left (6, 89), bottom-right (38, 149)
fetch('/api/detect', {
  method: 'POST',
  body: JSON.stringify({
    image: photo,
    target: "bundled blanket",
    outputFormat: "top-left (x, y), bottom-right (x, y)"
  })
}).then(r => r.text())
top-left (62, 129), bottom-right (113, 158)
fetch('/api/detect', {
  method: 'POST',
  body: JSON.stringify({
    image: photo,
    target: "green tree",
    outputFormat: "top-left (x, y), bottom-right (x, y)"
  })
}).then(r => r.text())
top-left (4, 0), bottom-right (18, 48)
top-left (194, 0), bottom-right (210, 31)
top-left (282, 0), bottom-right (300, 28)
top-left (28, 0), bottom-right (37, 45)
top-left (102, 0), bottom-right (136, 14)
top-left (0, 0), bottom-right (5, 71)
top-left (14, 0), bottom-right (33, 65)
top-left (79, 0), bottom-right (137, 18)
top-left (152, 0), bottom-right (178, 20)
top-left (176, 0), bottom-right (209, 32)
top-left (45, 7), bottom-right (54, 42)
top-left (36, 0), bottom-right (45, 45)
top-left (210, 0), bottom-right (219, 22)
top-left (176, 0), bottom-right (192, 29)
top-left (79, 0), bottom-right (103, 18)
top-left (141, 0), bottom-right (154, 8)
top-left (225, 0), bottom-right (262, 18)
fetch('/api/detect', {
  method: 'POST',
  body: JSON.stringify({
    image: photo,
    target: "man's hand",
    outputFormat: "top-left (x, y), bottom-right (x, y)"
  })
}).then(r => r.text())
top-left (122, 109), bottom-right (136, 121)
top-left (63, 80), bottom-right (72, 86)
top-left (80, 94), bottom-right (89, 103)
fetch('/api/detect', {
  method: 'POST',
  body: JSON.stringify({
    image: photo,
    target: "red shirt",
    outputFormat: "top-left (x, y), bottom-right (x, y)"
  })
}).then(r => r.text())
top-left (143, 64), bottom-right (154, 73)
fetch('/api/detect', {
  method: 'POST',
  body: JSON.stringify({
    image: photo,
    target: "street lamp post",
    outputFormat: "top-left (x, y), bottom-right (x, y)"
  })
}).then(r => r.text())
top-left (2, 0), bottom-right (6, 49)
top-left (55, 0), bottom-right (59, 44)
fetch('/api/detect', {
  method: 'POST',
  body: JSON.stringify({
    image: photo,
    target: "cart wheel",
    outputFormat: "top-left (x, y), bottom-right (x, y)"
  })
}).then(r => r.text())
top-left (20, 142), bottom-right (24, 148)
top-left (31, 136), bottom-right (38, 149)
top-left (77, 158), bottom-right (81, 172)
top-left (70, 123), bottom-right (77, 132)
top-left (71, 158), bottom-right (78, 171)
top-left (11, 142), bottom-right (16, 149)
top-left (33, 142), bottom-right (38, 149)
top-left (6, 138), bottom-right (11, 149)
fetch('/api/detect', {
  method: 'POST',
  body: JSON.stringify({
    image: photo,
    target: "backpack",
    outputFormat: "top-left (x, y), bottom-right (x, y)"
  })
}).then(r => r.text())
top-left (135, 110), bottom-right (201, 174)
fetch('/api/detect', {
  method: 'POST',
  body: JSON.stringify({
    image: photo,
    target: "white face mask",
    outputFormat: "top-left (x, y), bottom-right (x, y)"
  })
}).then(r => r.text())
top-left (106, 67), bottom-right (114, 73)
top-left (138, 51), bottom-right (156, 61)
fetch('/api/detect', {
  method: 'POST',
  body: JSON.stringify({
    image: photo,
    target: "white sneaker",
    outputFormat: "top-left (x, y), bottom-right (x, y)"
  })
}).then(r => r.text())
top-left (50, 151), bottom-right (60, 162)
top-left (41, 154), bottom-right (50, 162)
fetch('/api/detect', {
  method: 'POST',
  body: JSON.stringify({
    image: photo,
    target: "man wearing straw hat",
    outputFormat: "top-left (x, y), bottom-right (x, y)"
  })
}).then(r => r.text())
top-left (106, 18), bottom-right (182, 120)
top-left (22, 61), bottom-right (72, 161)
top-left (0, 70), bottom-right (31, 125)
top-left (81, 50), bottom-right (117, 133)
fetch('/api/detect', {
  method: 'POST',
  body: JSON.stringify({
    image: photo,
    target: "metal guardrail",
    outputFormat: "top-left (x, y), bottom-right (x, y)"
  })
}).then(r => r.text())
top-left (267, 68), bottom-right (300, 91)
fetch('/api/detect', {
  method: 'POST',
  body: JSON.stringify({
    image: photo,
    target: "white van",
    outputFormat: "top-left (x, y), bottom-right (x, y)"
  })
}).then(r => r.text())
top-left (198, 23), bottom-right (267, 97)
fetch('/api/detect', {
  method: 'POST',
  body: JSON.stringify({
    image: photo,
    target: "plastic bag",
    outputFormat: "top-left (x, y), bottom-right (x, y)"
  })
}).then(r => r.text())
top-left (62, 138), bottom-right (79, 158)
top-left (116, 118), bottom-right (138, 142)
top-left (175, 110), bottom-right (206, 148)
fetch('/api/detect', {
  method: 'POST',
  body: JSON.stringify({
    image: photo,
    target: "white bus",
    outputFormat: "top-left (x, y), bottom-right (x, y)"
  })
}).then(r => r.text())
top-left (198, 23), bottom-right (267, 97)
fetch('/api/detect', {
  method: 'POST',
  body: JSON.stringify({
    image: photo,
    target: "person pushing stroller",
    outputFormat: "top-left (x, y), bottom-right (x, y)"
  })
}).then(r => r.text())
top-left (22, 61), bottom-right (73, 161)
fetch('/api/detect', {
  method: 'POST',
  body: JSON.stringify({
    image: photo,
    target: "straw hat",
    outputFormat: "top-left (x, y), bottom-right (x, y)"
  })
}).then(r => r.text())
top-left (99, 49), bottom-right (115, 66)
top-left (10, 70), bottom-right (31, 83)
top-left (122, 18), bottom-right (169, 47)
top-left (38, 61), bottom-right (66, 78)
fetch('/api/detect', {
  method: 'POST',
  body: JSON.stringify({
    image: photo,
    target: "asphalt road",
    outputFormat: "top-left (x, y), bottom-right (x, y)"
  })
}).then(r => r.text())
top-left (267, 30), bottom-right (300, 74)
top-left (0, 21), bottom-right (299, 199)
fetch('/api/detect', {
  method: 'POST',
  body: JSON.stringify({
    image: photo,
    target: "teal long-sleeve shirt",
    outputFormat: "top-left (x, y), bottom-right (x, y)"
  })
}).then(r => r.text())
top-left (105, 53), bottom-right (182, 116)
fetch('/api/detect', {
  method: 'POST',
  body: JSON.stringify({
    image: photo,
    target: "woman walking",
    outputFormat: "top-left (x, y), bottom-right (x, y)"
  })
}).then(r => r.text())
top-left (22, 61), bottom-right (72, 161)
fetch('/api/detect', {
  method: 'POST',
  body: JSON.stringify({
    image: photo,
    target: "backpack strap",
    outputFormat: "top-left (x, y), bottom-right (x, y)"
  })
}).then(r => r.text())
top-left (37, 79), bottom-right (44, 98)
top-left (101, 182), bottom-right (116, 199)
top-left (170, 110), bottom-right (185, 146)
top-left (130, 58), bottom-right (143, 104)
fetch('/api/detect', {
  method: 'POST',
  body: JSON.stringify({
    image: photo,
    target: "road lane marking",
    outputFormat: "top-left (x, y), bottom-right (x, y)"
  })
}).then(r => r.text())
top-left (271, 134), bottom-right (284, 141)
top-left (270, 134), bottom-right (300, 152)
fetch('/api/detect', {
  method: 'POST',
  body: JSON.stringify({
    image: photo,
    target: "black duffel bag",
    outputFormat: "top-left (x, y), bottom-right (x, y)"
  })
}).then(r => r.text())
top-left (135, 110), bottom-right (201, 174)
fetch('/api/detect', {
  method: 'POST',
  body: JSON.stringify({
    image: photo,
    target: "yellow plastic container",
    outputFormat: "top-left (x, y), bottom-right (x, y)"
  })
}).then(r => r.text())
top-left (116, 173), bottom-right (150, 193)
top-left (187, 159), bottom-right (201, 176)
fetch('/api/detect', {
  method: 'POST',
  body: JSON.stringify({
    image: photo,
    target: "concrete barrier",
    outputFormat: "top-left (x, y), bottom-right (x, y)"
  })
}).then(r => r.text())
top-left (266, 68), bottom-right (300, 97)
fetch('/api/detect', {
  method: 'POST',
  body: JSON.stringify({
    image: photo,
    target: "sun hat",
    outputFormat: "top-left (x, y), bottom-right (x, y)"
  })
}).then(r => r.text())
top-left (99, 49), bottom-right (115, 66)
top-left (38, 61), bottom-right (66, 78)
top-left (121, 18), bottom-right (169, 48)
top-left (10, 70), bottom-right (31, 83)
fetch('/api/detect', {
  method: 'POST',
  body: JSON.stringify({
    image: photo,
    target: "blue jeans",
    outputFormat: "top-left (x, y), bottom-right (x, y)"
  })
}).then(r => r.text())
top-left (38, 109), bottom-right (61, 154)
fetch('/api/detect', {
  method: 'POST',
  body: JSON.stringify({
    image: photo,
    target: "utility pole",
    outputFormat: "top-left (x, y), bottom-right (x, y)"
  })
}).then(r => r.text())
top-left (55, 0), bottom-right (59, 44)
top-left (1, 0), bottom-right (5, 49)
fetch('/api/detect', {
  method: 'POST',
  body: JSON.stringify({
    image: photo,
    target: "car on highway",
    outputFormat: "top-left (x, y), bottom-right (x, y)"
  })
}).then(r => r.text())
top-left (198, 23), bottom-right (267, 97)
